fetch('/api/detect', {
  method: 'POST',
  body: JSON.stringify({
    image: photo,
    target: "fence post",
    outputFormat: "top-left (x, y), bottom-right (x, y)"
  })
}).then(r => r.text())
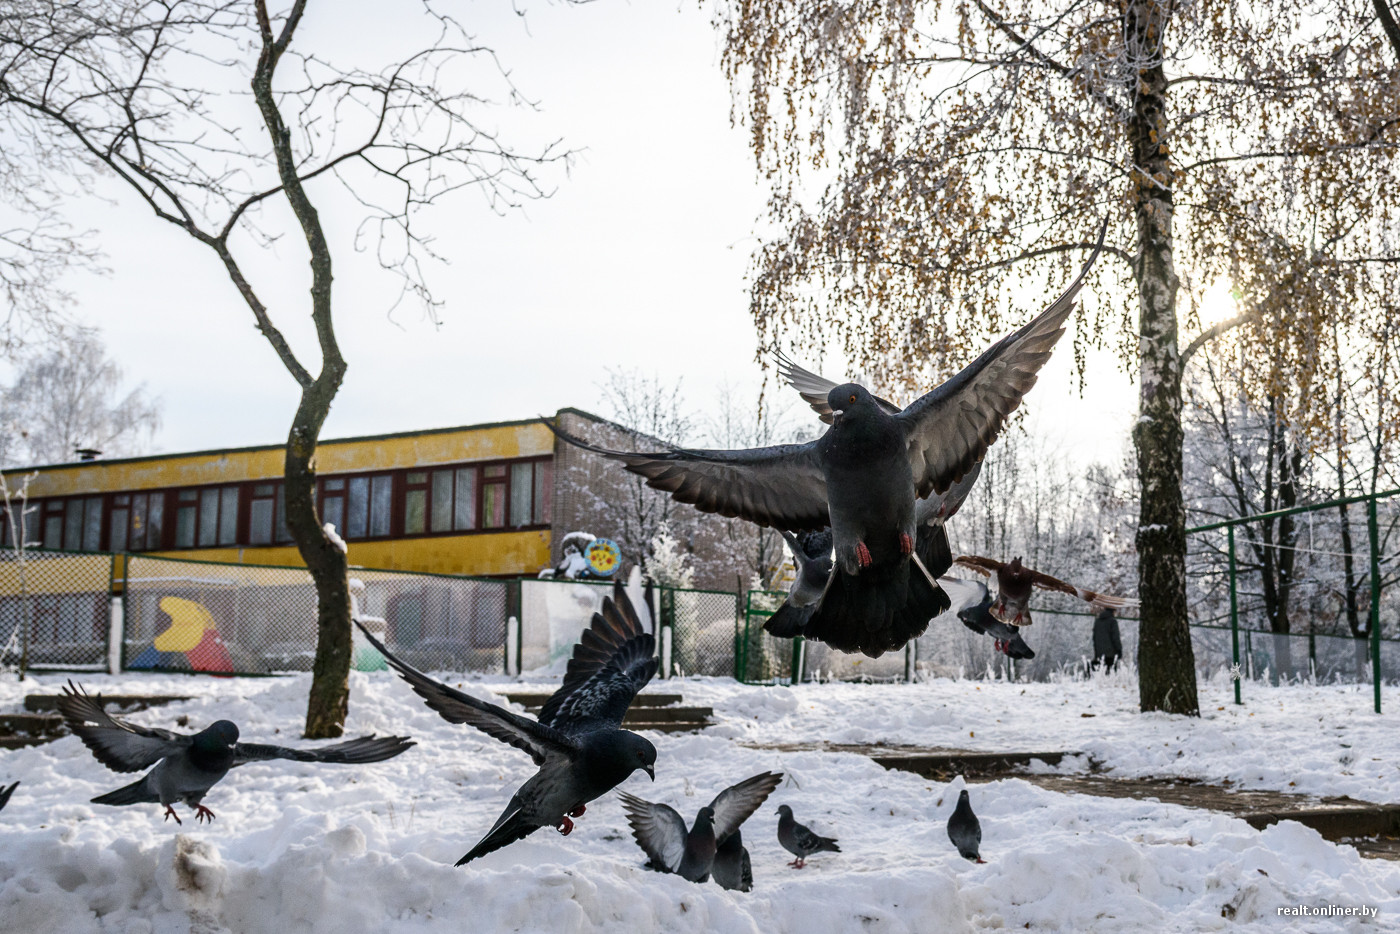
top-left (1369, 496), bottom-right (1382, 714)
top-left (789, 635), bottom-right (804, 686)
top-left (1228, 525), bottom-right (1242, 705)
top-left (661, 588), bottom-right (675, 679)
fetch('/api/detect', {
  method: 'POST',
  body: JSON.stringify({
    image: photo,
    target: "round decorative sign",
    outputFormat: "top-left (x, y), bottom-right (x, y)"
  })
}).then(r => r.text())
top-left (585, 538), bottom-right (622, 577)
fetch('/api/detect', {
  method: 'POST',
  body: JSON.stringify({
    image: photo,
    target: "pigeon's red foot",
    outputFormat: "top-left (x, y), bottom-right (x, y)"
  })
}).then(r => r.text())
top-left (788, 857), bottom-right (806, 869)
top-left (162, 805), bottom-right (183, 825)
top-left (855, 541), bottom-right (873, 568)
top-left (194, 805), bottom-right (216, 824)
top-left (899, 533), bottom-right (913, 556)
top-left (994, 640), bottom-right (1006, 655)
top-left (557, 815), bottom-right (575, 835)
top-left (976, 858), bottom-right (987, 864)
top-left (569, 805), bottom-right (586, 818)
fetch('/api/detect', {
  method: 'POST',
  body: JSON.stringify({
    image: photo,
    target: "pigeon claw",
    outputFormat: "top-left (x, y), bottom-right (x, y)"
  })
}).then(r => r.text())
top-left (557, 815), bottom-right (575, 836)
top-left (855, 541), bottom-right (873, 568)
top-left (194, 805), bottom-right (217, 824)
top-left (569, 805), bottom-right (586, 818)
top-left (976, 858), bottom-right (987, 864)
top-left (162, 805), bottom-right (183, 825)
top-left (899, 533), bottom-right (913, 556)
top-left (788, 857), bottom-right (806, 869)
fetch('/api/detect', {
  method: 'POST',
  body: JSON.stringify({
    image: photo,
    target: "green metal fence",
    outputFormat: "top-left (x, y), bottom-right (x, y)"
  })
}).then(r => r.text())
top-left (1187, 488), bottom-right (1398, 712)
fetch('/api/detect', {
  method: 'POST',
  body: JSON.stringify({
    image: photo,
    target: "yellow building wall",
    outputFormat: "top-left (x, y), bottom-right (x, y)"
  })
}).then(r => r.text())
top-left (6, 421), bottom-right (556, 498)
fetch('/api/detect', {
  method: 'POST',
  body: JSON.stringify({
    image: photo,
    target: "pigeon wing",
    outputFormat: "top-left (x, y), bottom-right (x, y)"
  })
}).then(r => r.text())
top-left (952, 555), bottom-right (1003, 580)
top-left (0, 781), bottom-right (17, 811)
top-left (775, 351), bottom-right (901, 424)
top-left (356, 622), bottom-right (578, 765)
top-left (618, 792), bottom-right (689, 873)
top-left (536, 582), bottom-right (659, 735)
top-left (231, 734), bottom-right (415, 767)
top-left (938, 576), bottom-right (990, 614)
top-left (898, 222), bottom-right (1106, 498)
top-left (708, 771), bottom-right (784, 844)
top-left (57, 680), bottom-right (190, 773)
top-left (549, 422), bottom-right (831, 532)
top-left (1027, 568), bottom-right (1139, 609)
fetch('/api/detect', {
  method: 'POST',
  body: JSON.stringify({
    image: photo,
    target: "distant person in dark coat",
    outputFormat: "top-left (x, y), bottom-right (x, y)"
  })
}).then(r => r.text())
top-left (1092, 607), bottom-right (1122, 674)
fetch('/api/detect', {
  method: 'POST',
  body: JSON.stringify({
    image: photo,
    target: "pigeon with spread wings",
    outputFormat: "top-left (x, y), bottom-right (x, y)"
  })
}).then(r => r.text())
top-left (952, 555), bottom-right (1137, 627)
top-left (552, 224), bottom-right (1105, 657)
top-left (619, 770), bottom-right (782, 889)
top-left (58, 681), bottom-right (413, 824)
top-left (359, 581), bottom-right (659, 866)
top-left (940, 576), bottom-right (1036, 659)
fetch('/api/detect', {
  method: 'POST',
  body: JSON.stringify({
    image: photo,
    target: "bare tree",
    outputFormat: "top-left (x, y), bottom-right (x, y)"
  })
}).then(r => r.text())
top-left (0, 1), bottom-right (573, 735)
top-left (716, 0), bottom-right (1400, 714)
top-left (1, 328), bottom-right (160, 466)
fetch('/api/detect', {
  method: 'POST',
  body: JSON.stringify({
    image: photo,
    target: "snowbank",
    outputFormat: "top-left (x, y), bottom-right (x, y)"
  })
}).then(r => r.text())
top-left (0, 671), bottom-right (1396, 932)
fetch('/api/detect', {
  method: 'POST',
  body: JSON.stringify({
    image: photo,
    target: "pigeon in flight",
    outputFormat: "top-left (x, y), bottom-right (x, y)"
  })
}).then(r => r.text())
top-left (58, 681), bottom-right (413, 824)
top-left (0, 781), bottom-right (17, 812)
top-left (766, 461), bottom-right (982, 644)
top-left (776, 803), bottom-right (841, 868)
top-left (619, 770), bottom-right (782, 889)
top-left (939, 576), bottom-right (1036, 659)
top-left (952, 555), bottom-right (1137, 627)
top-left (947, 789), bottom-right (985, 863)
top-left (552, 224), bottom-right (1104, 658)
top-left (359, 581), bottom-right (659, 866)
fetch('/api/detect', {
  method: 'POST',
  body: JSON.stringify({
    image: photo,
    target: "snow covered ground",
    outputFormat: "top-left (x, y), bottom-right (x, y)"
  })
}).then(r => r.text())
top-left (1, 668), bottom-right (1397, 932)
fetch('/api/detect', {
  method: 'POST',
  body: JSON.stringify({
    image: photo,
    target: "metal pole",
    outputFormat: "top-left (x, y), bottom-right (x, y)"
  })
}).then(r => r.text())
top-left (790, 635), bottom-right (804, 686)
top-left (1369, 497), bottom-right (1382, 714)
top-left (1228, 525), bottom-right (1242, 705)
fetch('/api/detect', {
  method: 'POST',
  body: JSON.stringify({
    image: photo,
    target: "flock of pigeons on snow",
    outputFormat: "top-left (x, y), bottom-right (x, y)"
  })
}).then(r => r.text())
top-left (1, 223), bottom-right (1135, 888)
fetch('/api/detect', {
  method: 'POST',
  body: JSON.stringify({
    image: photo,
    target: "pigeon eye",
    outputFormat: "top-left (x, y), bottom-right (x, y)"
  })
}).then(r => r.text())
top-left (848, 394), bottom-right (857, 404)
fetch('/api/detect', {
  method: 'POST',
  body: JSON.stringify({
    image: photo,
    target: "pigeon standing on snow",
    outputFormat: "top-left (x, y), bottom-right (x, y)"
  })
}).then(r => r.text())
top-left (619, 770), bottom-right (782, 889)
top-left (776, 803), bottom-right (841, 868)
top-left (947, 789), bottom-right (985, 863)
top-left (551, 224), bottom-right (1104, 658)
top-left (359, 581), bottom-right (659, 866)
top-left (952, 555), bottom-right (1137, 627)
top-left (0, 780), bottom-right (17, 812)
top-left (58, 681), bottom-right (414, 824)
top-left (939, 576), bottom-right (1036, 659)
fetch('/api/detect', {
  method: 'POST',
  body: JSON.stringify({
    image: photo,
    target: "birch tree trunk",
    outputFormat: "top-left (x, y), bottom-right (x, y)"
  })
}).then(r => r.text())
top-left (1127, 0), bottom-right (1199, 716)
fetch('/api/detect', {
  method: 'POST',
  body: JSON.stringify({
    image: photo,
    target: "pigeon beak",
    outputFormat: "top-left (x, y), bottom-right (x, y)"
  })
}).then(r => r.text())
top-left (644, 765), bottom-right (655, 781)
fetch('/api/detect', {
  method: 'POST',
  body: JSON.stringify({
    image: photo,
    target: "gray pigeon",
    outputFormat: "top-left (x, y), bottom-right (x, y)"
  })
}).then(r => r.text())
top-left (551, 224), bottom-right (1103, 658)
top-left (776, 803), bottom-right (840, 868)
top-left (58, 681), bottom-right (414, 824)
top-left (359, 581), bottom-right (659, 866)
top-left (766, 434), bottom-right (984, 642)
top-left (619, 770), bottom-right (782, 888)
top-left (952, 555), bottom-right (1137, 627)
top-left (712, 826), bottom-right (753, 892)
top-left (0, 780), bottom-right (17, 812)
top-left (947, 789), bottom-right (984, 862)
top-left (940, 576), bottom-right (1036, 659)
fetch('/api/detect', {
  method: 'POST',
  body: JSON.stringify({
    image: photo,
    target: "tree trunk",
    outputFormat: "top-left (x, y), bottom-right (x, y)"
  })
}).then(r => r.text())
top-left (1127, 0), bottom-right (1199, 716)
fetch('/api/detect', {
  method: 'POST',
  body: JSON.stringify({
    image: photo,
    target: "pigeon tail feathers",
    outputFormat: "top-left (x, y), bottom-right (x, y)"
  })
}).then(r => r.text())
top-left (91, 776), bottom-right (158, 806)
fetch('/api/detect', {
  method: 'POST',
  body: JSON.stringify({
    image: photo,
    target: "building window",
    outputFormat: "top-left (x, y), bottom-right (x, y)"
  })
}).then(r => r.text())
top-left (110, 492), bottom-right (163, 551)
top-left (320, 478), bottom-right (345, 537)
top-left (249, 483), bottom-right (276, 545)
top-left (509, 461), bottom-right (553, 528)
top-left (481, 464), bottom-right (506, 529)
top-left (175, 490), bottom-right (198, 548)
top-left (404, 471), bottom-right (428, 535)
top-left (42, 501), bottom-right (64, 550)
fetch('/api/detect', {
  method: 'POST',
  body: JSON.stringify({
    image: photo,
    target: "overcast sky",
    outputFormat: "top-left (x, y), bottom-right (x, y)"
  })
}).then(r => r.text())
top-left (31, 0), bottom-right (1143, 468)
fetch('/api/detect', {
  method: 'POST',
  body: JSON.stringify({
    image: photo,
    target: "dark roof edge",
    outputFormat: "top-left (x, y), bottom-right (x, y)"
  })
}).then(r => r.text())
top-left (2, 412), bottom-right (589, 476)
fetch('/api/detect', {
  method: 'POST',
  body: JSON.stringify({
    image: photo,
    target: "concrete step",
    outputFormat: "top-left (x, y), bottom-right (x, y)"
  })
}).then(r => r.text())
top-left (620, 706), bottom-right (712, 725)
top-left (504, 692), bottom-right (684, 709)
top-left (0, 713), bottom-right (65, 737)
top-left (24, 693), bottom-right (191, 713)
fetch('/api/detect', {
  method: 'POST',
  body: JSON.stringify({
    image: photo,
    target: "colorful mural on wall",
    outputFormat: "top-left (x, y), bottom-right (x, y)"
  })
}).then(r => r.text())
top-left (128, 596), bottom-right (234, 673)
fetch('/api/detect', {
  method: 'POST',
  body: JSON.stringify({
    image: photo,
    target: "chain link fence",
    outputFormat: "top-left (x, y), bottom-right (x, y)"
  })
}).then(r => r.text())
top-left (122, 556), bottom-right (509, 675)
top-left (0, 549), bottom-right (115, 671)
top-left (665, 587), bottom-right (740, 677)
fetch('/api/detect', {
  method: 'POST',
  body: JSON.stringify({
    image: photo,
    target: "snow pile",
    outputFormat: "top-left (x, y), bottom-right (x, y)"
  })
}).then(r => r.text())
top-left (0, 672), bottom-right (1396, 932)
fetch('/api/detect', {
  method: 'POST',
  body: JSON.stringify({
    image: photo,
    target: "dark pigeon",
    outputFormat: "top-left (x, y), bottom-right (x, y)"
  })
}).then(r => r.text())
top-left (952, 555), bottom-right (1137, 627)
top-left (947, 789), bottom-right (985, 863)
top-left (940, 576), bottom-right (1036, 659)
top-left (619, 770), bottom-right (782, 888)
top-left (776, 803), bottom-right (840, 868)
top-left (712, 826), bottom-right (754, 892)
top-left (0, 780), bottom-right (17, 812)
top-left (766, 461), bottom-right (981, 642)
top-left (58, 681), bottom-right (413, 824)
top-left (550, 224), bottom-right (1103, 658)
top-left (359, 581), bottom-right (659, 866)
